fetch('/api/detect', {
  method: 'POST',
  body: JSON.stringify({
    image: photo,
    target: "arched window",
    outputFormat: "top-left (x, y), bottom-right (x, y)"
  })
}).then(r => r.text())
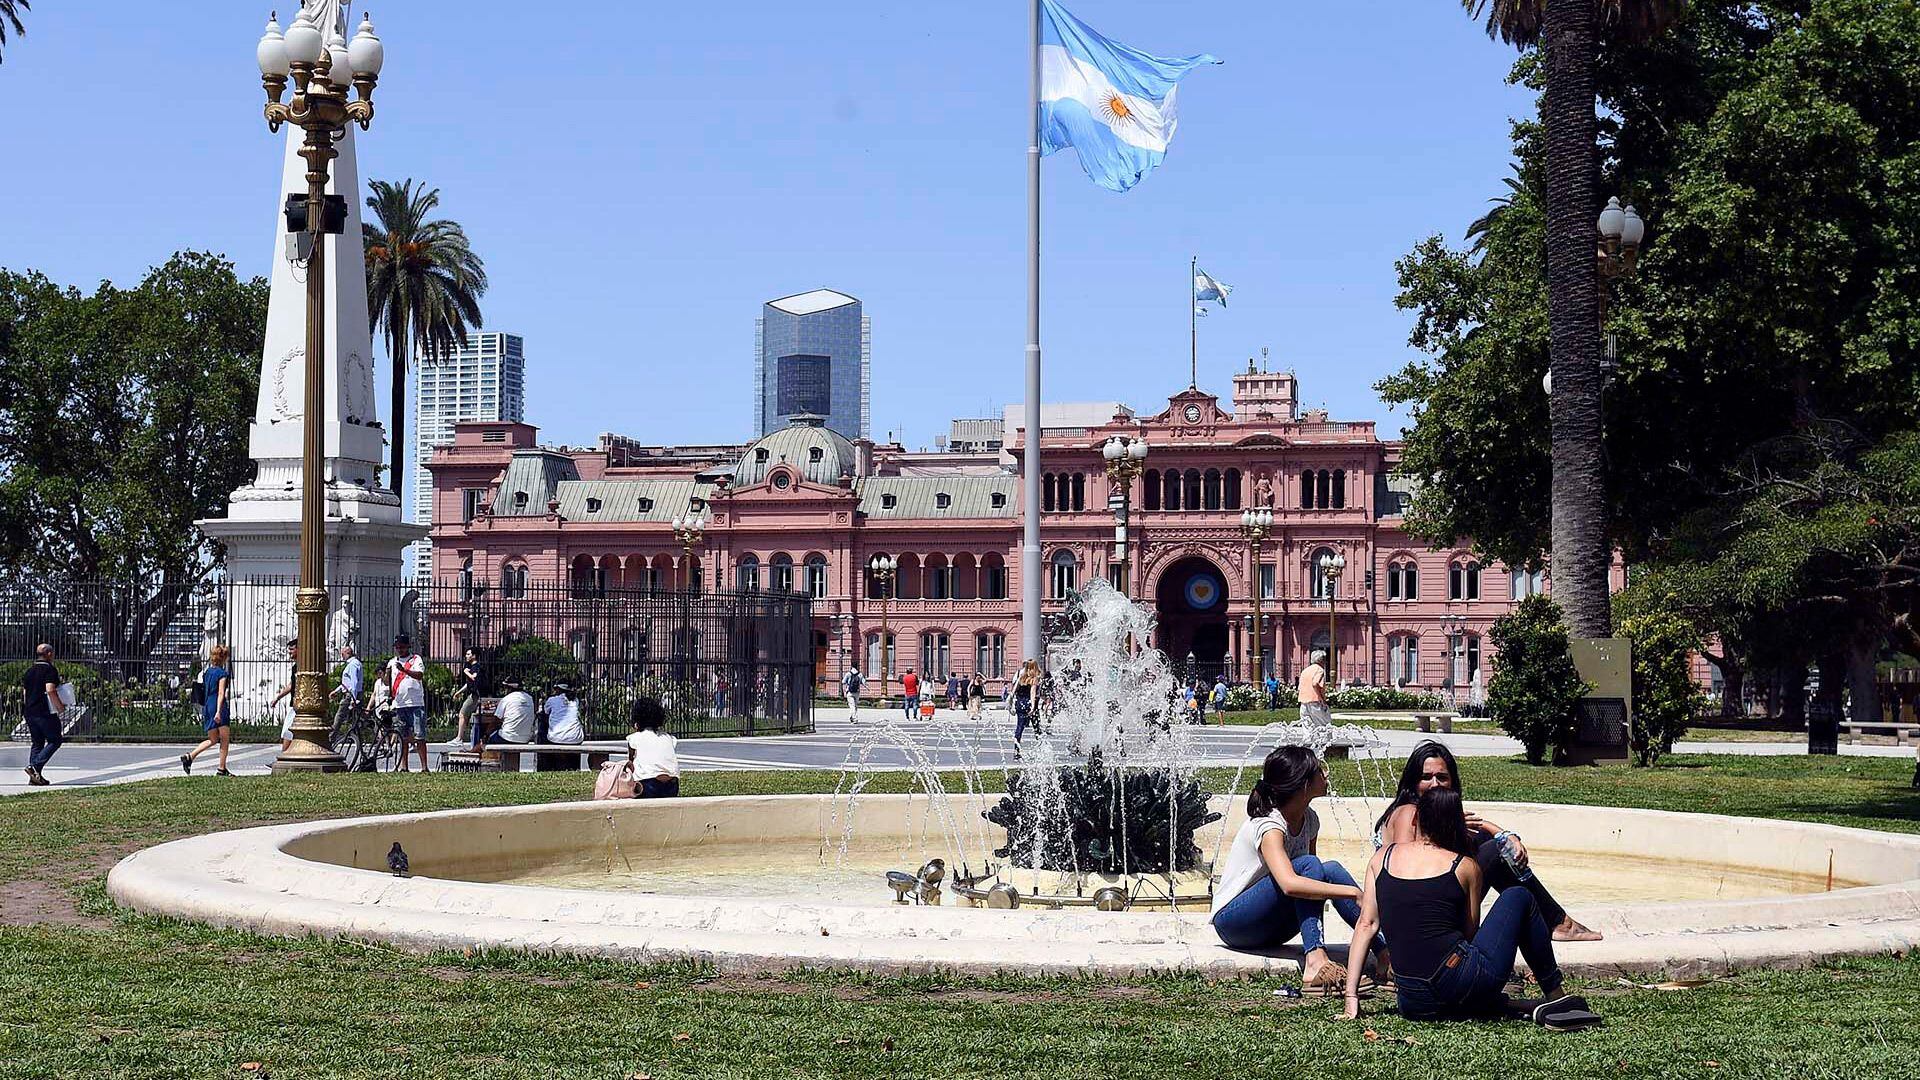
top-left (1510, 567), bottom-right (1546, 599)
top-left (1331, 469), bottom-right (1346, 509)
top-left (459, 557), bottom-right (474, 600)
top-left (502, 560), bottom-right (529, 599)
top-left (921, 631), bottom-right (951, 679)
top-left (769, 553), bottom-right (793, 593)
top-left (1164, 469), bottom-right (1181, 510)
top-left (1387, 559), bottom-right (1418, 601)
top-left (1049, 550), bottom-right (1079, 599)
top-left (1183, 469), bottom-right (1202, 510)
top-left (925, 554), bottom-right (951, 600)
top-left (1316, 470), bottom-right (1331, 510)
top-left (1203, 469), bottom-right (1222, 510)
top-left (1042, 474), bottom-right (1056, 513)
top-left (1299, 470), bottom-right (1313, 510)
top-left (736, 555), bottom-right (761, 592)
top-left (975, 631), bottom-right (1007, 678)
top-left (568, 554), bottom-right (596, 599)
top-left (865, 630), bottom-right (897, 678)
top-left (1449, 559), bottom-right (1481, 602)
top-left (1390, 634), bottom-right (1420, 685)
top-left (1071, 473), bottom-right (1086, 511)
top-left (1310, 547), bottom-right (1338, 600)
top-left (894, 553), bottom-right (922, 600)
top-left (1144, 469), bottom-right (1161, 511)
top-left (1446, 632), bottom-right (1481, 686)
top-left (981, 553), bottom-right (1008, 599)
top-left (805, 555), bottom-right (828, 599)
top-left (952, 553), bottom-right (978, 600)
top-left (1223, 468), bottom-right (1242, 510)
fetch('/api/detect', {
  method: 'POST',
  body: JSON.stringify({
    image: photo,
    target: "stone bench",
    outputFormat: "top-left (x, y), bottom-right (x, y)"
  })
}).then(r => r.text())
top-left (439, 741), bottom-right (624, 773)
top-left (1412, 712), bottom-right (1457, 735)
top-left (1840, 721), bottom-right (1920, 746)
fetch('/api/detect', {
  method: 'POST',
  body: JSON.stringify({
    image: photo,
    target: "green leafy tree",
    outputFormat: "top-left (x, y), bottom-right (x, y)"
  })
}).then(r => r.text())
top-left (0, 0), bottom-right (28, 64)
top-left (1487, 595), bottom-right (1589, 763)
top-left (1612, 594), bottom-right (1703, 764)
top-left (1457, 0), bottom-right (1689, 639)
top-left (362, 179), bottom-right (487, 508)
top-left (0, 253), bottom-right (266, 655)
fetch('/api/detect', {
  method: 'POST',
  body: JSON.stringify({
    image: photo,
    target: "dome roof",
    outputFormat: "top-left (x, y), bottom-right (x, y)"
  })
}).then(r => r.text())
top-left (734, 417), bottom-right (858, 487)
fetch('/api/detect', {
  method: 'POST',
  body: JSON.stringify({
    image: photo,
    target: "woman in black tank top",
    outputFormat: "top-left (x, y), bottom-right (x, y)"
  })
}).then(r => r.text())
top-left (1343, 788), bottom-right (1568, 1021)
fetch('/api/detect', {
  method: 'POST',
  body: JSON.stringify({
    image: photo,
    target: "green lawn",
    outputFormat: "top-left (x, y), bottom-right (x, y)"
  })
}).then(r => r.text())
top-left (2, 757), bottom-right (1917, 1078)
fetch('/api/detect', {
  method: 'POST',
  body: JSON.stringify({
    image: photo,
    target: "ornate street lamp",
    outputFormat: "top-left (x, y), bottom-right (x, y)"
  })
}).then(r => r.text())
top-left (255, 8), bottom-right (384, 773)
top-left (1100, 435), bottom-right (1149, 599)
top-left (1239, 507), bottom-right (1274, 685)
top-left (1547, 196), bottom-right (1644, 397)
top-left (868, 555), bottom-right (897, 705)
top-left (1322, 550), bottom-right (1347, 685)
top-left (671, 513), bottom-right (707, 592)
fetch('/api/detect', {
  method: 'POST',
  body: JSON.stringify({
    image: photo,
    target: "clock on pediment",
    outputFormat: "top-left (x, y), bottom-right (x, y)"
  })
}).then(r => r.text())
top-left (1182, 402), bottom-right (1203, 424)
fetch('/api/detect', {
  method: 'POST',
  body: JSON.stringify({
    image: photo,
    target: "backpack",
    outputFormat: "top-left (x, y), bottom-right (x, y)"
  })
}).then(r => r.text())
top-left (593, 759), bottom-right (638, 800)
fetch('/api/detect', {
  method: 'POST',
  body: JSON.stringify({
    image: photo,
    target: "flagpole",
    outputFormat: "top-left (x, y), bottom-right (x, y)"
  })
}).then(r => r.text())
top-left (1190, 254), bottom-right (1198, 388)
top-left (1022, 0), bottom-right (1044, 670)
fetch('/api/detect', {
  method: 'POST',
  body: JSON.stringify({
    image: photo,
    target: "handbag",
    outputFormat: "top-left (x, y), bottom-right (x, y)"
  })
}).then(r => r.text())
top-left (592, 759), bottom-right (639, 800)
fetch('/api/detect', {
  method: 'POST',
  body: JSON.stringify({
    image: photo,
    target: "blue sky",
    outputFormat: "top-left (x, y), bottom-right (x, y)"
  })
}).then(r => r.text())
top-left (0, 2), bottom-right (1530, 462)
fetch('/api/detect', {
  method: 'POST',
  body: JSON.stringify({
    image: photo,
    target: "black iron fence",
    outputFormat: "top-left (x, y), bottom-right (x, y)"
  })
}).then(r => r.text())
top-left (2, 578), bottom-right (814, 740)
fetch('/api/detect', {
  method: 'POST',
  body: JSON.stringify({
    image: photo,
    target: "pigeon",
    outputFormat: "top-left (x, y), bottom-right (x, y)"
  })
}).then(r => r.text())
top-left (387, 841), bottom-right (410, 878)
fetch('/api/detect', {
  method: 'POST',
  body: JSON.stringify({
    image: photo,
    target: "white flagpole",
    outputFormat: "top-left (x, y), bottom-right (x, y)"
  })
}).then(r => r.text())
top-left (1190, 255), bottom-right (1198, 387)
top-left (1022, 0), bottom-right (1044, 669)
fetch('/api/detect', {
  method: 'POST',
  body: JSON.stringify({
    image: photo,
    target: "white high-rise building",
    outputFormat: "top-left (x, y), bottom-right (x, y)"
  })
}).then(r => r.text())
top-left (411, 331), bottom-right (525, 578)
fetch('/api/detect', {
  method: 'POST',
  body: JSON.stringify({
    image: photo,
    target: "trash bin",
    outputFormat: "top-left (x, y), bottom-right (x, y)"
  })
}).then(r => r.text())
top-left (1808, 700), bottom-right (1839, 756)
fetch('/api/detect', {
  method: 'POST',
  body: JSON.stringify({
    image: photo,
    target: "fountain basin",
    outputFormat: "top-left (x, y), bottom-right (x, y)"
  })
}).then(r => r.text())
top-left (107, 795), bottom-right (1920, 978)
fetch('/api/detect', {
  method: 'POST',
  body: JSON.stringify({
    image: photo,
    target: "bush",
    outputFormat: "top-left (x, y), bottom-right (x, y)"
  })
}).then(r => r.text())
top-left (1327, 684), bottom-right (1445, 711)
top-left (1617, 606), bottom-right (1703, 766)
top-left (1486, 595), bottom-right (1588, 764)
top-left (1224, 684), bottom-right (1262, 711)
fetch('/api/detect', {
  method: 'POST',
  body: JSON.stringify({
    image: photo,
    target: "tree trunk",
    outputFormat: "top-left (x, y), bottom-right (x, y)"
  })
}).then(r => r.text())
top-left (1779, 664), bottom-right (1806, 727)
top-left (387, 314), bottom-right (410, 508)
top-left (1543, 0), bottom-right (1610, 639)
top-left (1704, 650), bottom-right (1744, 719)
top-left (1847, 638), bottom-right (1881, 726)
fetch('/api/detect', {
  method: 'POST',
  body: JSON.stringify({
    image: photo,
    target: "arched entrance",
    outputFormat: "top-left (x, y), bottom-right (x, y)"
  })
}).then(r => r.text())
top-left (1155, 556), bottom-right (1230, 684)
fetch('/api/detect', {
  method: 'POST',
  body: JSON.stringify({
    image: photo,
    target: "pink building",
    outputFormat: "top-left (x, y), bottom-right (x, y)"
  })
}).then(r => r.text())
top-left (429, 368), bottom-right (1593, 696)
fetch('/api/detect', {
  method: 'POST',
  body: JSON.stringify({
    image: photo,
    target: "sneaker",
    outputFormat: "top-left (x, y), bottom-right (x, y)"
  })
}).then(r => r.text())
top-left (180, 754), bottom-right (192, 775)
top-left (24, 767), bottom-right (44, 786)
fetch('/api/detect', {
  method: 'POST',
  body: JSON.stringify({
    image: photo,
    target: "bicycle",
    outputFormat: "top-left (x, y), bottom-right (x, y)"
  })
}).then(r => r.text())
top-left (330, 695), bottom-right (400, 773)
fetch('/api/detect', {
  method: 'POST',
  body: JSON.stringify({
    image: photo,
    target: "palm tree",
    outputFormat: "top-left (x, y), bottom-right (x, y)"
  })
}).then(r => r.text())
top-left (0, 0), bottom-right (30, 65)
top-left (1460, 0), bottom-right (1686, 638)
top-left (362, 179), bottom-right (487, 510)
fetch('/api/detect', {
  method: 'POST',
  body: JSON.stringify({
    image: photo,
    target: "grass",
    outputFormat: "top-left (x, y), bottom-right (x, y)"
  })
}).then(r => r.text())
top-left (2, 757), bottom-right (1917, 1077)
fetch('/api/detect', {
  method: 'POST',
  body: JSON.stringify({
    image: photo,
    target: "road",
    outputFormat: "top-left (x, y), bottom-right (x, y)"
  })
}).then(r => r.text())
top-left (3, 706), bottom-right (1908, 796)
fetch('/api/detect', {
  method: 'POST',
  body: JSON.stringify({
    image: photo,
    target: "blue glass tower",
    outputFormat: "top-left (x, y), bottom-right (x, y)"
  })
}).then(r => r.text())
top-left (755, 289), bottom-right (870, 440)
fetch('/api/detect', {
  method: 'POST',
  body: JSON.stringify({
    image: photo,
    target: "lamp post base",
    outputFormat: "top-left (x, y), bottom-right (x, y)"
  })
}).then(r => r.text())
top-left (271, 739), bottom-right (349, 773)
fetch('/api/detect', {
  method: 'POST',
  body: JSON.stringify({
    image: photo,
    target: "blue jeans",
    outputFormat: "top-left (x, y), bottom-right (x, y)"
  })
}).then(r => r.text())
top-left (1012, 697), bottom-right (1033, 742)
top-left (1212, 855), bottom-right (1374, 954)
top-left (1393, 888), bottom-right (1562, 1020)
top-left (904, 694), bottom-right (920, 718)
top-left (638, 776), bottom-right (681, 798)
top-left (24, 713), bottom-right (63, 772)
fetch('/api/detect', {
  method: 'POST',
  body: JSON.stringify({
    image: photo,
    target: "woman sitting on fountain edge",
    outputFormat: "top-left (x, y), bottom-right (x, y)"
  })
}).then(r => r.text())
top-left (1211, 746), bottom-right (1388, 994)
top-left (1374, 742), bottom-right (1601, 942)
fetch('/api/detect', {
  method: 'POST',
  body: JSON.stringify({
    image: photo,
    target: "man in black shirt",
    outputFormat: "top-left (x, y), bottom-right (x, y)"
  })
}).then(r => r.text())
top-left (21, 643), bottom-right (65, 786)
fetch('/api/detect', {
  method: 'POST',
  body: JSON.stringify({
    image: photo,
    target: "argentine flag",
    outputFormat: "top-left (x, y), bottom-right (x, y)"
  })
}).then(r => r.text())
top-left (1040, 0), bottom-right (1220, 193)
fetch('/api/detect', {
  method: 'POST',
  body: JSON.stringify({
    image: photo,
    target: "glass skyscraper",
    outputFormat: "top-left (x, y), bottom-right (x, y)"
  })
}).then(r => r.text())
top-left (411, 331), bottom-right (525, 579)
top-left (754, 289), bottom-right (870, 440)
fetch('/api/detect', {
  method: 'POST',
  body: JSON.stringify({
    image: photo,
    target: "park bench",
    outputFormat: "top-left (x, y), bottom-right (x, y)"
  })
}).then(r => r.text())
top-left (438, 741), bottom-right (624, 773)
top-left (1839, 721), bottom-right (1920, 746)
top-left (1412, 712), bottom-right (1457, 735)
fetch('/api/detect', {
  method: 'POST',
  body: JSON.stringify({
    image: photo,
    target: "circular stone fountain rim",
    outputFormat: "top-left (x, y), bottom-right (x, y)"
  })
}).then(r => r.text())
top-left (107, 794), bottom-right (1920, 978)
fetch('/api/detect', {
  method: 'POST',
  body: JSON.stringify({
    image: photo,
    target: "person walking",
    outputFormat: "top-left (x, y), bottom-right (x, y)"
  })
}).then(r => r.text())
top-left (268, 642), bottom-right (298, 750)
top-left (1265, 671), bottom-right (1281, 711)
top-left (20, 643), bottom-right (66, 786)
top-left (1210, 675), bottom-right (1229, 723)
top-left (967, 672), bottom-right (986, 721)
top-left (1011, 659), bottom-right (1040, 749)
top-left (330, 644), bottom-right (364, 715)
top-left (450, 647), bottom-right (484, 747)
top-left (901, 667), bottom-right (920, 720)
top-left (181, 644), bottom-right (233, 776)
top-left (841, 665), bottom-right (864, 720)
top-left (1299, 648), bottom-right (1332, 726)
top-left (386, 634), bottom-right (429, 772)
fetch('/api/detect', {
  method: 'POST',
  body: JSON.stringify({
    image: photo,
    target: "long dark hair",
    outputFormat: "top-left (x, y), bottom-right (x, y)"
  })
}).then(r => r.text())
top-left (1374, 741), bottom-right (1464, 831)
top-left (1247, 746), bottom-right (1322, 818)
top-left (1415, 788), bottom-right (1473, 856)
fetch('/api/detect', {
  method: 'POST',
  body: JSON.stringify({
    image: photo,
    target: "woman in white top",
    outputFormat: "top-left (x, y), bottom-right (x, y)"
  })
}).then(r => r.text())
top-left (626, 697), bottom-right (680, 798)
top-left (1211, 745), bottom-right (1387, 993)
top-left (543, 684), bottom-right (584, 744)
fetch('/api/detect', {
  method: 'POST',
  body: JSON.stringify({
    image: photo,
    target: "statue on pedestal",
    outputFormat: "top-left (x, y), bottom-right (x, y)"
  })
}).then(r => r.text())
top-left (202, 596), bottom-right (226, 661)
top-left (1253, 472), bottom-right (1275, 507)
top-left (329, 596), bottom-right (360, 655)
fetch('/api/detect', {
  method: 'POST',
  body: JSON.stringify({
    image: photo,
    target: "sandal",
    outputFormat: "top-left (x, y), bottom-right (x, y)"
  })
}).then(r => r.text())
top-left (216, 768), bottom-right (233, 777)
top-left (1301, 963), bottom-right (1369, 997)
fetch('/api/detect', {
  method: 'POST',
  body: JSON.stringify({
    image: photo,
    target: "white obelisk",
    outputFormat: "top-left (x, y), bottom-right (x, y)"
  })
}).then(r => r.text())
top-left (199, 1), bottom-right (426, 718)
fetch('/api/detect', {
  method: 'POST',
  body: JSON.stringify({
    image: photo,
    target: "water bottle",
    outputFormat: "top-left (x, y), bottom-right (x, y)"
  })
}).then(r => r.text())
top-left (1498, 831), bottom-right (1534, 882)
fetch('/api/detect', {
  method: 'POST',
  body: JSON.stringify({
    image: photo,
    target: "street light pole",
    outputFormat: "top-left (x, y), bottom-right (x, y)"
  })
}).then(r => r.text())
top-left (1324, 551), bottom-right (1347, 686)
top-left (256, 9), bottom-right (383, 773)
top-left (672, 514), bottom-right (707, 593)
top-left (1239, 508), bottom-right (1273, 685)
top-left (869, 555), bottom-right (897, 706)
top-left (1101, 436), bottom-right (1149, 599)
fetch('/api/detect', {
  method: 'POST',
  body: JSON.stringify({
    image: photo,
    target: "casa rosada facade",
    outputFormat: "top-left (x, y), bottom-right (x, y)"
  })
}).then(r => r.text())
top-left (428, 369), bottom-right (1617, 696)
